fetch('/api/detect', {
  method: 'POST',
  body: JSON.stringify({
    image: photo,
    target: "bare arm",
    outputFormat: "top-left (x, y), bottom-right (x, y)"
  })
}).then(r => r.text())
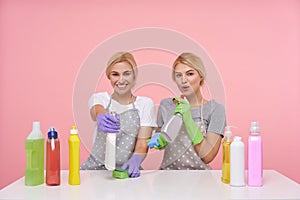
top-left (90, 104), bottom-right (106, 121)
top-left (133, 126), bottom-right (153, 159)
top-left (194, 132), bottom-right (222, 164)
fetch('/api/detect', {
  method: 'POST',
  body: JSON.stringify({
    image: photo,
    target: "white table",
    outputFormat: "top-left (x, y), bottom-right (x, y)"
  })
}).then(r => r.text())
top-left (1, 170), bottom-right (299, 200)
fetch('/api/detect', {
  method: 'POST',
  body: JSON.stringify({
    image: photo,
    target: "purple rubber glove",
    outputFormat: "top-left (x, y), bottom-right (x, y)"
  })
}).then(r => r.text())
top-left (121, 154), bottom-right (143, 178)
top-left (97, 113), bottom-right (120, 133)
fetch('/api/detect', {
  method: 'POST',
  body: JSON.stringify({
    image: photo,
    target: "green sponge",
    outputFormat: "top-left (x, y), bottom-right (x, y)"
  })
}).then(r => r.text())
top-left (112, 169), bottom-right (129, 179)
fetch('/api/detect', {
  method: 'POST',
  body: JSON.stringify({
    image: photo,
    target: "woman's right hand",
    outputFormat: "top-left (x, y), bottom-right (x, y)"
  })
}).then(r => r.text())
top-left (97, 113), bottom-right (120, 133)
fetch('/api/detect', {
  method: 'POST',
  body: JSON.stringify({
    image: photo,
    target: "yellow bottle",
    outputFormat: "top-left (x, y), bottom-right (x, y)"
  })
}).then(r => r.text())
top-left (68, 126), bottom-right (80, 185)
top-left (221, 126), bottom-right (234, 184)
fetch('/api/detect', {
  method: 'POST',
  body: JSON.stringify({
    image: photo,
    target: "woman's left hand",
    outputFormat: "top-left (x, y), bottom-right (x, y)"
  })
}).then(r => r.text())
top-left (121, 154), bottom-right (143, 178)
top-left (174, 97), bottom-right (191, 117)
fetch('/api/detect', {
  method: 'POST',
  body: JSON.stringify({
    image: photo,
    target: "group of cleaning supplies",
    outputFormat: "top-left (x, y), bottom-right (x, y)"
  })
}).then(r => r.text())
top-left (25, 122), bottom-right (81, 186)
top-left (221, 122), bottom-right (263, 187)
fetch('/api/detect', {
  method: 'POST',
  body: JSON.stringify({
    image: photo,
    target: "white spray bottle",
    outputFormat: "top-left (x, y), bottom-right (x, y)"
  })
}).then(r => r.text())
top-left (105, 107), bottom-right (116, 170)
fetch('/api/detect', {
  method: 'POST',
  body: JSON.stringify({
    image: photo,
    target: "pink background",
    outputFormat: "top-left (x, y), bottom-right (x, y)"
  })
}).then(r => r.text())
top-left (1, 0), bottom-right (300, 188)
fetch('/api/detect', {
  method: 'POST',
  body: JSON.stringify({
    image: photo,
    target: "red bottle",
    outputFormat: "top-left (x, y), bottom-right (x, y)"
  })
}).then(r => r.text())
top-left (46, 127), bottom-right (60, 186)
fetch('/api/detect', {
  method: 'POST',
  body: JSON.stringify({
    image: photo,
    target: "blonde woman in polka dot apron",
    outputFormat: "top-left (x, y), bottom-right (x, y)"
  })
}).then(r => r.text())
top-left (148, 52), bottom-right (226, 170)
top-left (81, 52), bottom-right (157, 177)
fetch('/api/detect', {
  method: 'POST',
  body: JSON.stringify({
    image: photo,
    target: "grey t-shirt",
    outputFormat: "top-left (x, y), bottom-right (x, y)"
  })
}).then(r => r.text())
top-left (157, 98), bottom-right (226, 170)
top-left (157, 98), bottom-right (226, 137)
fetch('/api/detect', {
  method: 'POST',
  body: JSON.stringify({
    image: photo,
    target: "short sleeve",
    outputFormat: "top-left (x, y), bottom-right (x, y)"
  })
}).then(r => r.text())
top-left (207, 103), bottom-right (226, 136)
top-left (156, 98), bottom-right (175, 128)
top-left (88, 92), bottom-right (110, 110)
top-left (138, 97), bottom-right (157, 127)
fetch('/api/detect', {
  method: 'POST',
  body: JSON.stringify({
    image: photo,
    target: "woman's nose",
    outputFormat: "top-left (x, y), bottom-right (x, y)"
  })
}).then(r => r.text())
top-left (181, 75), bottom-right (188, 83)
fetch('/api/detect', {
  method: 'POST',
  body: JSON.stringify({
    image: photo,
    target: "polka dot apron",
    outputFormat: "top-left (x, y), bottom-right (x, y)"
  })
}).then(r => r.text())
top-left (81, 96), bottom-right (140, 170)
top-left (161, 108), bottom-right (211, 170)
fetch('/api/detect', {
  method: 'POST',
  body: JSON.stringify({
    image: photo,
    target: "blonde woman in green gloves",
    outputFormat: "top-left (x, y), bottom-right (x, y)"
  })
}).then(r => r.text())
top-left (148, 52), bottom-right (226, 169)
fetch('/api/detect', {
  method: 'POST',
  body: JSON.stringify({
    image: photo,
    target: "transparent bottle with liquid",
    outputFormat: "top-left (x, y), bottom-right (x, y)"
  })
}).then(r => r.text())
top-left (69, 126), bottom-right (80, 185)
top-left (25, 121), bottom-right (44, 186)
top-left (248, 122), bottom-right (263, 186)
top-left (221, 126), bottom-right (234, 184)
top-left (46, 127), bottom-right (60, 186)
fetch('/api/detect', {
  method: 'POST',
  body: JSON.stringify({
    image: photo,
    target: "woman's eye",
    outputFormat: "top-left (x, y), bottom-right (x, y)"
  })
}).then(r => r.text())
top-left (187, 72), bottom-right (194, 76)
top-left (124, 71), bottom-right (132, 76)
top-left (175, 73), bottom-right (182, 78)
top-left (111, 73), bottom-right (119, 77)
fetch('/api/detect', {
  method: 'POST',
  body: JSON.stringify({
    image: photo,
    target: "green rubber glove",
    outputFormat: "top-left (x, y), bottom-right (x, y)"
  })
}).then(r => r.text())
top-left (147, 132), bottom-right (169, 150)
top-left (174, 97), bottom-right (204, 145)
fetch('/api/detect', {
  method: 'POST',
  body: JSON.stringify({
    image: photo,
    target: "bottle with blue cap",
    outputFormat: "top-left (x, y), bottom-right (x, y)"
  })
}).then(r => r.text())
top-left (46, 127), bottom-right (60, 186)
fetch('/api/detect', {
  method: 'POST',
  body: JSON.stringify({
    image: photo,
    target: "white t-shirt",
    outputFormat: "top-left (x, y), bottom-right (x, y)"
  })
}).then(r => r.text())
top-left (88, 92), bottom-right (157, 127)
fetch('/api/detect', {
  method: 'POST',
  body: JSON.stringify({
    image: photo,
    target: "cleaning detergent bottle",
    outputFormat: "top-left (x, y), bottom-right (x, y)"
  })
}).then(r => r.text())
top-left (105, 107), bottom-right (117, 170)
top-left (46, 127), bottom-right (60, 186)
top-left (25, 121), bottom-right (44, 186)
top-left (230, 136), bottom-right (245, 187)
top-left (248, 122), bottom-right (263, 186)
top-left (221, 126), bottom-right (234, 184)
top-left (161, 96), bottom-right (184, 143)
top-left (69, 126), bottom-right (80, 185)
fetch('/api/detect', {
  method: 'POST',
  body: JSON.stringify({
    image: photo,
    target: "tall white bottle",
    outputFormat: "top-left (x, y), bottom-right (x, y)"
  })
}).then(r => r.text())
top-left (105, 107), bottom-right (116, 170)
top-left (230, 136), bottom-right (245, 187)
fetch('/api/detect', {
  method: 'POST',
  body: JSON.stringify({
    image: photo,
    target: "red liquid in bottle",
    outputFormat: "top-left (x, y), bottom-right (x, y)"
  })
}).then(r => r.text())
top-left (46, 127), bottom-right (60, 186)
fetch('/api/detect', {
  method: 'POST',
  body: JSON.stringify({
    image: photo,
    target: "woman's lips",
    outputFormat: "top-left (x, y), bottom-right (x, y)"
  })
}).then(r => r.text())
top-left (182, 85), bottom-right (190, 91)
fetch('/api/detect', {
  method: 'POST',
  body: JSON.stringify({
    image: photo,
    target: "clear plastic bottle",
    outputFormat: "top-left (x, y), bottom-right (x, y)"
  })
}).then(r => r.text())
top-left (221, 126), bottom-right (234, 184)
top-left (25, 121), bottom-right (44, 186)
top-left (230, 136), bottom-right (245, 187)
top-left (46, 127), bottom-right (60, 186)
top-left (69, 126), bottom-right (80, 185)
top-left (248, 122), bottom-right (263, 186)
top-left (160, 96), bottom-right (184, 143)
top-left (161, 113), bottom-right (183, 143)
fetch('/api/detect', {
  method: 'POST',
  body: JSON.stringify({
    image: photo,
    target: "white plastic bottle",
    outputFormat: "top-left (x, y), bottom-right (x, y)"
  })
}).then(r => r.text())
top-left (248, 122), bottom-right (263, 186)
top-left (230, 136), bottom-right (245, 187)
top-left (105, 107), bottom-right (116, 170)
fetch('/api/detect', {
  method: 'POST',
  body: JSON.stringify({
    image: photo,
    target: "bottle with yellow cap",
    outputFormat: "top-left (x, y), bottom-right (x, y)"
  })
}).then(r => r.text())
top-left (68, 126), bottom-right (80, 185)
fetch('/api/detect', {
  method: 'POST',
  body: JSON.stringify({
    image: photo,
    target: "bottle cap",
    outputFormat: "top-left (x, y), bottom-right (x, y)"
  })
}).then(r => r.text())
top-left (70, 125), bottom-right (78, 134)
top-left (250, 121), bottom-right (260, 133)
top-left (48, 127), bottom-right (58, 139)
top-left (234, 136), bottom-right (242, 141)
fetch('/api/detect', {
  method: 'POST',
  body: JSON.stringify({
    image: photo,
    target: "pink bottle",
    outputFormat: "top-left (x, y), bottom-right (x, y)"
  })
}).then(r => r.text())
top-left (248, 122), bottom-right (263, 186)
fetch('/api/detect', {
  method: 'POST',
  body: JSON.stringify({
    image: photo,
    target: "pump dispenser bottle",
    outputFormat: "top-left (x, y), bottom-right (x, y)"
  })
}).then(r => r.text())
top-left (46, 127), bottom-right (60, 186)
top-left (221, 126), bottom-right (234, 184)
top-left (248, 122), bottom-right (263, 186)
top-left (69, 126), bottom-right (80, 185)
top-left (25, 121), bottom-right (44, 186)
top-left (230, 136), bottom-right (245, 187)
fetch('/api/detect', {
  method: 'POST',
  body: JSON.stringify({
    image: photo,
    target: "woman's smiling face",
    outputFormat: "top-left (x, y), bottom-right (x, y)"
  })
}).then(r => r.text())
top-left (109, 61), bottom-right (135, 95)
